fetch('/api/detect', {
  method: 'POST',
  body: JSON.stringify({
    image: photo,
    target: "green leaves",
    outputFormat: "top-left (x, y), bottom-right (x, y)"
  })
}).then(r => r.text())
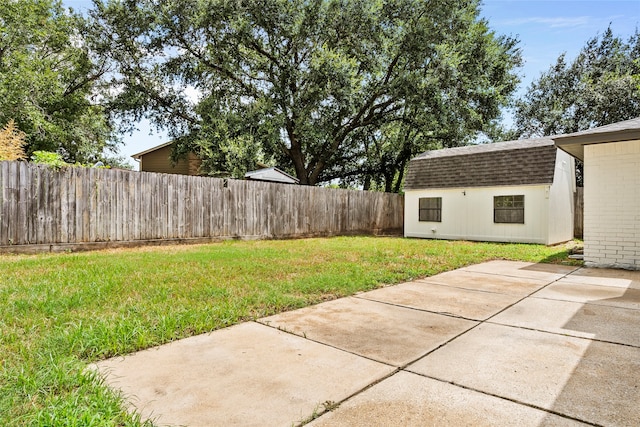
top-left (0, 0), bottom-right (117, 164)
top-left (514, 27), bottom-right (640, 138)
top-left (89, 0), bottom-right (520, 186)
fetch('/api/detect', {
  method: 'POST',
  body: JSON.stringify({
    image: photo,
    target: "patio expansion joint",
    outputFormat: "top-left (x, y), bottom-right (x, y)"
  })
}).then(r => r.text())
top-left (477, 266), bottom-right (582, 324)
top-left (257, 308), bottom-right (482, 426)
top-left (462, 264), bottom-right (582, 282)
top-left (559, 280), bottom-right (639, 291)
top-left (403, 371), bottom-right (603, 427)
top-left (390, 269), bottom-right (604, 426)
top-left (254, 320), bottom-right (399, 368)
top-left (391, 266), bottom-right (617, 426)
top-left (268, 265), bottom-right (594, 425)
top-left (415, 278), bottom-right (522, 296)
top-left (304, 269), bottom-right (586, 424)
top-left (296, 367), bottom-right (403, 426)
top-left (528, 294), bottom-right (640, 311)
top-left (484, 320), bottom-right (640, 349)
top-left (351, 294), bottom-right (481, 322)
top-left (254, 320), bottom-right (409, 426)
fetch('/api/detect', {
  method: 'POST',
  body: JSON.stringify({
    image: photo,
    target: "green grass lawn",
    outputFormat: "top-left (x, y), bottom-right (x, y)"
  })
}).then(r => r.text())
top-left (0, 236), bottom-right (580, 426)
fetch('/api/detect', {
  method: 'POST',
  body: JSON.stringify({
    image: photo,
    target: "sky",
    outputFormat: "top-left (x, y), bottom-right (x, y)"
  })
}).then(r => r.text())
top-left (62, 0), bottom-right (640, 169)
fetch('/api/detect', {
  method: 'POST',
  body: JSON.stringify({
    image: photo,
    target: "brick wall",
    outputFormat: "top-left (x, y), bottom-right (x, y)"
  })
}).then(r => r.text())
top-left (583, 139), bottom-right (640, 269)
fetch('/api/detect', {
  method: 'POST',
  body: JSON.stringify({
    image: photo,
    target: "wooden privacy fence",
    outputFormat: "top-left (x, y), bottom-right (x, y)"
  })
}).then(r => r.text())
top-left (0, 161), bottom-right (404, 250)
top-left (574, 187), bottom-right (583, 239)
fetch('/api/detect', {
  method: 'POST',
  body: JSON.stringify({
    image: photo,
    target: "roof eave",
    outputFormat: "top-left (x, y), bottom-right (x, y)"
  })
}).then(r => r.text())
top-left (553, 129), bottom-right (640, 162)
top-left (244, 167), bottom-right (300, 184)
top-left (272, 167), bottom-right (300, 183)
top-left (554, 144), bottom-right (584, 162)
top-left (404, 180), bottom-right (554, 191)
top-left (412, 138), bottom-right (555, 161)
top-left (131, 141), bottom-right (175, 159)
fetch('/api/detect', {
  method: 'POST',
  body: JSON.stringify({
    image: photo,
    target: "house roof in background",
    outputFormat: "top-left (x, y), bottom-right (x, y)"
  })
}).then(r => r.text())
top-left (131, 141), bottom-right (174, 159)
top-left (405, 138), bottom-right (558, 190)
top-left (553, 117), bottom-right (640, 161)
top-left (244, 167), bottom-right (299, 184)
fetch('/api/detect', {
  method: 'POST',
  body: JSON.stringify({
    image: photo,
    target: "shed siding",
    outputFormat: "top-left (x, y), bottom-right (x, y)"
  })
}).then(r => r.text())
top-left (583, 139), bottom-right (640, 269)
top-left (139, 145), bottom-right (202, 176)
top-left (405, 185), bottom-right (550, 244)
top-left (547, 150), bottom-right (575, 245)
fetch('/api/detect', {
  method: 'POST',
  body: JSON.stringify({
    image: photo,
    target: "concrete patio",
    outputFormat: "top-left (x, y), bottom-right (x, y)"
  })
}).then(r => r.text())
top-left (92, 260), bottom-right (640, 426)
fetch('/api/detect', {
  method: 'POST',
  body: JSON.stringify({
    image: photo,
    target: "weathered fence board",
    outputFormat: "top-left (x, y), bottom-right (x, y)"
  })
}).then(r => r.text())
top-left (574, 187), bottom-right (584, 239)
top-left (0, 161), bottom-right (404, 249)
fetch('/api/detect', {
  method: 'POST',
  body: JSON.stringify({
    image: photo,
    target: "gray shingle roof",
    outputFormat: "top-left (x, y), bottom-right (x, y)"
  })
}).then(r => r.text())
top-left (405, 138), bottom-right (558, 190)
top-left (556, 117), bottom-right (640, 139)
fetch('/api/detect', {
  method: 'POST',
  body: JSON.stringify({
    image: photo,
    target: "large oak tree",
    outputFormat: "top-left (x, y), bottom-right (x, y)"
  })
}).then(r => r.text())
top-left (90, 0), bottom-right (521, 186)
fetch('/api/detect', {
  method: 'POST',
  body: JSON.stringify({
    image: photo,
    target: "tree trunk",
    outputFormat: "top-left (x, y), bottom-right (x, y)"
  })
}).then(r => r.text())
top-left (286, 123), bottom-right (310, 185)
top-left (384, 174), bottom-right (393, 193)
top-left (363, 175), bottom-right (371, 191)
top-left (393, 160), bottom-right (406, 193)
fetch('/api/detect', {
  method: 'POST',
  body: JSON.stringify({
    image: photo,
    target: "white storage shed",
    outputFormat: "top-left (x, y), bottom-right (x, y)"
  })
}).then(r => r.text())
top-left (404, 138), bottom-right (575, 245)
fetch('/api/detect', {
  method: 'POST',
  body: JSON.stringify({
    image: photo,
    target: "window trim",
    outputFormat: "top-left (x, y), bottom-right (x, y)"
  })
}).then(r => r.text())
top-left (494, 195), bottom-right (525, 224)
top-left (418, 197), bottom-right (442, 222)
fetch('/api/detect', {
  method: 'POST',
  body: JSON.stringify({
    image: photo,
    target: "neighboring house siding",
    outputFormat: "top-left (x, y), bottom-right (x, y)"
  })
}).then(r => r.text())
top-left (139, 145), bottom-right (202, 175)
top-left (583, 139), bottom-right (640, 269)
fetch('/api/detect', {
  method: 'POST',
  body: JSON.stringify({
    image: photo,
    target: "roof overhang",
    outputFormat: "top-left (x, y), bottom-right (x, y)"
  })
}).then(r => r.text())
top-left (131, 141), bottom-right (175, 159)
top-left (552, 118), bottom-right (640, 161)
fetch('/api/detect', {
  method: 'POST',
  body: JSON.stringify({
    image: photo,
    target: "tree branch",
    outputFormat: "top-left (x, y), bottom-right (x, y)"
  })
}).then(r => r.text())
top-left (175, 34), bottom-right (259, 97)
top-left (63, 66), bottom-right (108, 97)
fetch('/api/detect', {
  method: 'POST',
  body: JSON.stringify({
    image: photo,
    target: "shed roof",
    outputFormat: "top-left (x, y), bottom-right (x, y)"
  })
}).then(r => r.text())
top-left (553, 117), bottom-right (640, 161)
top-left (404, 138), bottom-right (558, 190)
top-left (244, 167), bottom-right (299, 184)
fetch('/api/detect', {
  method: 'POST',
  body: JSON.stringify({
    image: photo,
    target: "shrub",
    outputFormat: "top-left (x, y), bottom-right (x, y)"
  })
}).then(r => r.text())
top-left (31, 151), bottom-right (68, 169)
top-left (0, 120), bottom-right (27, 161)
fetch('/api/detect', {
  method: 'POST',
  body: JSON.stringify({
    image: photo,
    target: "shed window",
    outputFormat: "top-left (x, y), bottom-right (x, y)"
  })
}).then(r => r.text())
top-left (419, 197), bottom-right (441, 222)
top-left (494, 195), bottom-right (524, 224)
